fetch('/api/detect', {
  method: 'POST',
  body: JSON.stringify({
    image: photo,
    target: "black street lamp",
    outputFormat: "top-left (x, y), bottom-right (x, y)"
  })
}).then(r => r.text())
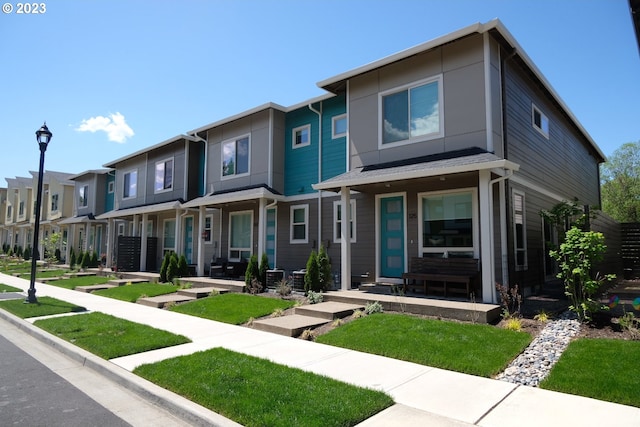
top-left (26, 122), bottom-right (52, 304)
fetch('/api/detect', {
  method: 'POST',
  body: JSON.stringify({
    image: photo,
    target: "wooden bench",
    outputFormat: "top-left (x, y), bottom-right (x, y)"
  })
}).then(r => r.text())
top-left (402, 257), bottom-right (479, 297)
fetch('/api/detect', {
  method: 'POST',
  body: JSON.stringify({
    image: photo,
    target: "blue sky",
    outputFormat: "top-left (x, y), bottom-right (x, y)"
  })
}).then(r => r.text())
top-left (0, 0), bottom-right (638, 183)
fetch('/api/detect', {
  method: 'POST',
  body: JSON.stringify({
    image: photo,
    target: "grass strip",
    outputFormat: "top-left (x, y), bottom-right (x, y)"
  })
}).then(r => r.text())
top-left (169, 293), bottom-right (296, 324)
top-left (34, 312), bottom-right (191, 359)
top-left (0, 296), bottom-right (86, 318)
top-left (0, 284), bottom-right (22, 292)
top-left (93, 282), bottom-right (178, 302)
top-left (316, 313), bottom-right (532, 377)
top-left (134, 347), bottom-right (393, 427)
top-left (540, 338), bottom-right (640, 407)
top-left (47, 275), bottom-right (112, 290)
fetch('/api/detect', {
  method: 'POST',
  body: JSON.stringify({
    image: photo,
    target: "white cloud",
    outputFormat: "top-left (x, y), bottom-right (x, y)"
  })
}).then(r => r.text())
top-left (76, 112), bottom-right (134, 143)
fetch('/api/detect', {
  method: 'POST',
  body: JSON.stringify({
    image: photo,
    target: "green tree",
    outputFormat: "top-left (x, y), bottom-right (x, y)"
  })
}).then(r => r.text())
top-left (600, 141), bottom-right (640, 222)
top-left (317, 244), bottom-right (332, 291)
top-left (42, 232), bottom-right (62, 265)
top-left (166, 253), bottom-right (179, 283)
top-left (159, 252), bottom-right (170, 282)
top-left (178, 254), bottom-right (188, 277)
top-left (245, 254), bottom-right (259, 287)
top-left (81, 250), bottom-right (90, 269)
top-left (304, 250), bottom-right (320, 293)
top-left (258, 253), bottom-right (270, 288)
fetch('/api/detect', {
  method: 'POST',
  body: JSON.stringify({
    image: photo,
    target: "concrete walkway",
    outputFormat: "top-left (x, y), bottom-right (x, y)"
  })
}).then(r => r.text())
top-left (1, 272), bottom-right (639, 427)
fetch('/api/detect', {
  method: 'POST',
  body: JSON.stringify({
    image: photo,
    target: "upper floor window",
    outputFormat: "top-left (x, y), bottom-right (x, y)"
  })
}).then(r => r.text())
top-left (155, 158), bottom-right (174, 193)
top-left (332, 114), bottom-right (347, 139)
top-left (6, 205), bottom-right (12, 219)
top-left (292, 125), bottom-right (310, 148)
top-left (51, 193), bottom-right (59, 212)
top-left (18, 201), bottom-right (24, 216)
top-left (380, 76), bottom-right (443, 147)
top-left (123, 170), bottom-right (137, 199)
top-left (532, 104), bottom-right (549, 139)
top-left (108, 181), bottom-right (115, 194)
top-left (290, 204), bottom-right (308, 243)
top-left (222, 136), bottom-right (250, 178)
top-left (79, 185), bottom-right (88, 207)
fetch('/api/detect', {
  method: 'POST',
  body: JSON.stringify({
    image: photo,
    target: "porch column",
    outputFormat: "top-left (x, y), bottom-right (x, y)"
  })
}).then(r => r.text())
top-left (175, 210), bottom-right (182, 255)
top-left (197, 205), bottom-right (205, 276)
top-left (106, 218), bottom-right (114, 269)
top-left (132, 214), bottom-right (139, 236)
top-left (140, 213), bottom-right (148, 271)
top-left (257, 198), bottom-right (266, 259)
top-left (340, 187), bottom-right (351, 290)
top-left (479, 170), bottom-right (496, 303)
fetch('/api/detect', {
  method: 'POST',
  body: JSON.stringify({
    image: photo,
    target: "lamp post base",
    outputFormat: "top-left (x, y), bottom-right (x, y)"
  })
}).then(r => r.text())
top-left (24, 288), bottom-right (38, 304)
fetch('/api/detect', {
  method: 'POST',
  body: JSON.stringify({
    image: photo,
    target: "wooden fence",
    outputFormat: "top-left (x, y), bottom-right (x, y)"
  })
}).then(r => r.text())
top-left (621, 223), bottom-right (640, 279)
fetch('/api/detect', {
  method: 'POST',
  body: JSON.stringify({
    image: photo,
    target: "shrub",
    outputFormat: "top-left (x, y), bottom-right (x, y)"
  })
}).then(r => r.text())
top-left (69, 249), bottom-right (76, 269)
top-left (352, 309), bottom-right (365, 319)
top-left (270, 307), bottom-right (285, 318)
top-left (159, 252), bottom-right (170, 283)
top-left (258, 253), bottom-right (269, 288)
top-left (178, 254), bottom-right (188, 277)
top-left (81, 251), bottom-right (90, 269)
top-left (90, 251), bottom-right (99, 268)
top-left (245, 254), bottom-right (259, 287)
top-left (299, 329), bottom-right (316, 341)
top-left (550, 226), bottom-right (616, 322)
top-left (55, 248), bottom-right (62, 264)
top-left (503, 317), bottom-right (522, 332)
top-left (496, 283), bottom-right (522, 319)
top-left (23, 246), bottom-right (31, 261)
top-left (275, 278), bottom-right (292, 297)
top-left (534, 310), bottom-right (550, 323)
top-left (317, 244), bottom-right (332, 291)
top-left (307, 290), bottom-right (323, 304)
top-left (247, 278), bottom-right (263, 295)
top-left (364, 301), bottom-right (384, 315)
top-left (304, 250), bottom-right (320, 292)
top-left (166, 253), bottom-right (179, 283)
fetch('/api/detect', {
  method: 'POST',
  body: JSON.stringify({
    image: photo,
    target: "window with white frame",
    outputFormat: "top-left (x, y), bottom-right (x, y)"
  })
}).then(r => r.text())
top-left (332, 114), bottom-right (347, 139)
top-left (380, 76), bottom-right (443, 146)
top-left (292, 125), bottom-right (310, 148)
top-left (333, 199), bottom-right (356, 242)
top-left (123, 171), bottom-right (137, 198)
top-left (18, 201), bottom-right (24, 216)
top-left (203, 214), bottom-right (213, 244)
top-left (229, 211), bottom-right (252, 260)
top-left (51, 193), bottom-right (59, 212)
top-left (79, 185), bottom-right (88, 207)
top-left (108, 181), bottom-right (115, 194)
top-left (163, 219), bottom-right (176, 255)
top-left (222, 136), bottom-right (250, 177)
top-left (290, 205), bottom-right (308, 243)
top-left (513, 190), bottom-right (528, 270)
top-left (155, 158), bottom-right (174, 193)
top-left (532, 104), bottom-right (549, 138)
top-left (6, 205), bottom-right (12, 220)
top-left (419, 190), bottom-right (476, 258)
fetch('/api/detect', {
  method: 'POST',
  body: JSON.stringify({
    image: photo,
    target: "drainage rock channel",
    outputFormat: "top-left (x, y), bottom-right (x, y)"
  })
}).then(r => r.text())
top-left (496, 312), bottom-right (581, 387)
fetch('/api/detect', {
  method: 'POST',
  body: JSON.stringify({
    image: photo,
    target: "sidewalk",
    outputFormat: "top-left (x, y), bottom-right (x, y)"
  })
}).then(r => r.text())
top-left (1, 273), bottom-right (639, 427)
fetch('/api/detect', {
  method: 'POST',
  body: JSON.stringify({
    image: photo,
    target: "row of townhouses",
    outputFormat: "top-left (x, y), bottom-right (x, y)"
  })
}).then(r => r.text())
top-left (0, 20), bottom-right (606, 304)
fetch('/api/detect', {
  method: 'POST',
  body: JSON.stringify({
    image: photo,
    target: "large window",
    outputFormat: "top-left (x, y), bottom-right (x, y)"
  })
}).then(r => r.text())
top-left (229, 211), bottom-right (252, 260)
top-left (290, 205), bottom-right (308, 243)
top-left (163, 219), bottom-right (176, 255)
top-left (79, 185), bottom-right (88, 207)
top-left (292, 125), bottom-right (310, 148)
top-left (513, 191), bottom-right (527, 270)
top-left (333, 200), bottom-right (356, 242)
top-left (51, 193), bottom-right (59, 212)
top-left (155, 158), bottom-right (174, 193)
top-left (222, 136), bottom-right (250, 177)
top-left (420, 190), bottom-right (475, 258)
top-left (381, 76), bottom-right (443, 146)
top-left (123, 171), bottom-right (137, 198)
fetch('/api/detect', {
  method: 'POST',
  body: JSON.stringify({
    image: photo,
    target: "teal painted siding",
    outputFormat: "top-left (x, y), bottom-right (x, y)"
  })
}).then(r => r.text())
top-left (284, 107), bottom-right (319, 196)
top-left (284, 95), bottom-right (346, 196)
top-left (105, 174), bottom-right (115, 212)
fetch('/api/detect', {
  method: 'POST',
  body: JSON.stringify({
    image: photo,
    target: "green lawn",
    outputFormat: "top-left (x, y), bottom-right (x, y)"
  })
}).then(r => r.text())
top-left (169, 293), bottom-right (296, 324)
top-left (47, 275), bottom-right (112, 290)
top-left (0, 284), bottom-right (22, 292)
top-left (34, 312), bottom-right (191, 359)
top-left (541, 338), bottom-right (640, 407)
top-left (316, 313), bottom-right (532, 377)
top-left (0, 296), bottom-right (86, 318)
top-left (93, 282), bottom-right (179, 302)
top-left (134, 347), bottom-right (393, 427)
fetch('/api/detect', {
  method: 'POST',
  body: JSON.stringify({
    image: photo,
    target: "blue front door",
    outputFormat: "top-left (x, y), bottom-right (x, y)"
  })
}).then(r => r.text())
top-left (184, 217), bottom-right (193, 264)
top-left (380, 196), bottom-right (405, 278)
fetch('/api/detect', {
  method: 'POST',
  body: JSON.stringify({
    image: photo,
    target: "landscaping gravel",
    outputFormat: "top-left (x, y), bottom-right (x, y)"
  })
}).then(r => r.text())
top-left (496, 312), bottom-right (581, 387)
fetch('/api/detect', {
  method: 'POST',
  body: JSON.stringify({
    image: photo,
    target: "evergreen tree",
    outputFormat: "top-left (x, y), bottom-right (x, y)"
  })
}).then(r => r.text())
top-left (159, 252), bottom-right (170, 282)
top-left (167, 253), bottom-right (179, 283)
top-left (304, 250), bottom-right (320, 293)
top-left (90, 251), bottom-right (99, 268)
top-left (81, 251), bottom-right (90, 269)
top-left (69, 249), bottom-right (76, 269)
top-left (317, 244), bottom-right (332, 291)
top-left (245, 254), bottom-right (259, 287)
top-left (258, 253), bottom-right (270, 288)
top-left (178, 254), bottom-right (188, 277)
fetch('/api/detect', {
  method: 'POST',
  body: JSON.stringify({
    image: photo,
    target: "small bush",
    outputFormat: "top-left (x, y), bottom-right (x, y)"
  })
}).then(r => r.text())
top-left (331, 318), bottom-right (344, 327)
top-left (364, 301), bottom-right (384, 315)
top-left (299, 329), bottom-right (316, 341)
top-left (81, 251), bottom-right (90, 269)
top-left (275, 278), bottom-right (292, 297)
top-left (245, 254), bottom-right (259, 287)
top-left (352, 309), bottom-right (365, 319)
top-left (304, 250), bottom-right (320, 292)
top-left (307, 290), bottom-right (323, 304)
top-left (247, 278), bottom-right (263, 295)
top-left (503, 317), bottom-right (522, 332)
top-left (159, 253), bottom-right (170, 283)
top-left (166, 253), bottom-right (179, 283)
top-left (534, 310), bottom-right (550, 323)
top-left (496, 283), bottom-right (522, 319)
top-left (258, 253), bottom-right (269, 288)
top-left (178, 255), bottom-right (188, 277)
top-left (23, 246), bottom-right (31, 261)
top-left (270, 307), bottom-right (285, 318)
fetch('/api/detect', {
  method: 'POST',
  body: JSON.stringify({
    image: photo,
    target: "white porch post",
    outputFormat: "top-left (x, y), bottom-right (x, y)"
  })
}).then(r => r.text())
top-left (197, 205), bottom-right (205, 276)
top-left (175, 210), bottom-right (182, 255)
top-left (340, 187), bottom-right (351, 290)
top-left (140, 213), bottom-right (148, 271)
top-left (106, 218), bottom-right (114, 268)
top-left (479, 170), bottom-right (496, 303)
top-left (132, 214), bottom-right (139, 236)
top-left (258, 198), bottom-right (266, 259)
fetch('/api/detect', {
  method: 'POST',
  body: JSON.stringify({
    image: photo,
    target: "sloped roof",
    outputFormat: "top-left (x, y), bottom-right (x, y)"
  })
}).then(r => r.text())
top-left (182, 184), bottom-right (283, 208)
top-left (95, 200), bottom-right (183, 220)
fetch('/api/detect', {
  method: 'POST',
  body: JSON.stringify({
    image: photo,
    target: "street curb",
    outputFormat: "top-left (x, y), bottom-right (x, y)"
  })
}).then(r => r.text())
top-left (0, 308), bottom-right (241, 427)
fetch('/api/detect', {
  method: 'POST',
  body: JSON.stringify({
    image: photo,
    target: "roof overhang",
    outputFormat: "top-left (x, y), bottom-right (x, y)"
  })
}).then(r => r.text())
top-left (58, 214), bottom-right (106, 225)
top-left (313, 151), bottom-right (519, 193)
top-left (182, 186), bottom-right (284, 208)
top-left (95, 200), bottom-right (183, 220)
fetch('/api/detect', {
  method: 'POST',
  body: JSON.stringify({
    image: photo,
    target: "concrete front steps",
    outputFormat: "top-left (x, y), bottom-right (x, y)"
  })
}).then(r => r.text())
top-left (251, 301), bottom-right (364, 337)
top-left (137, 286), bottom-right (230, 308)
top-left (75, 278), bottom-right (148, 293)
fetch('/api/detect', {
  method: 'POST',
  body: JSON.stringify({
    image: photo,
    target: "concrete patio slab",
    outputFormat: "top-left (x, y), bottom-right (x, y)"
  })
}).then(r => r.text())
top-left (136, 294), bottom-right (196, 308)
top-left (251, 314), bottom-right (329, 337)
top-left (295, 301), bottom-right (364, 320)
top-left (356, 404), bottom-right (475, 427)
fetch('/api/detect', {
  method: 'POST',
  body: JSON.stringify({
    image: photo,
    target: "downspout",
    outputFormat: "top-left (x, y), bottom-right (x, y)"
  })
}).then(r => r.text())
top-left (308, 102), bottom-right (323, 249)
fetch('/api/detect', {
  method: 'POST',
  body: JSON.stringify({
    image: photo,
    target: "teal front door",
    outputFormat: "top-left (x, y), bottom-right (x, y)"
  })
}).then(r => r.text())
top-left (380, 196), bottom-right (405, 278)
top-left (184, 217), bottom-right (193, 264)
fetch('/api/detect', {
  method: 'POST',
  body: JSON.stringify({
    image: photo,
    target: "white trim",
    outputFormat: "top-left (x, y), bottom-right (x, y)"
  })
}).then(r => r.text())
top-left (107, 181), bottom-right (115, 194)
top-left (122, 169), bottom-right (138, 199)
top-left (375, 192), bottom-right (407, 284)
top-left (332, 114), bottom-right (347, 139)
top-left (154, 156), bottom-right (174, 194)
top-left (512, 189), bottom-right (528, 271)
top-left (333, 199), bottom-right (356, 243)
top-left (78, 185), bottom-right (89, 208)
top-left (292, 124), bottom-right (311, 149)
top-left (509, 175), bottom-right (566, 203)
top-left (162, 218), bottom-right (177, 254)
top-left (221, 134), bottom-right (251, 180)
top-left (204, 214), bottom-right (213, 244)
top-left (289, 204), bottom-right (309, 244)
top-left (417, 188), bottom-right (479, 258)
top-left (531, 103), bottom-right (550, 139)
top-left (378, 75), bottom-right (444, 149)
